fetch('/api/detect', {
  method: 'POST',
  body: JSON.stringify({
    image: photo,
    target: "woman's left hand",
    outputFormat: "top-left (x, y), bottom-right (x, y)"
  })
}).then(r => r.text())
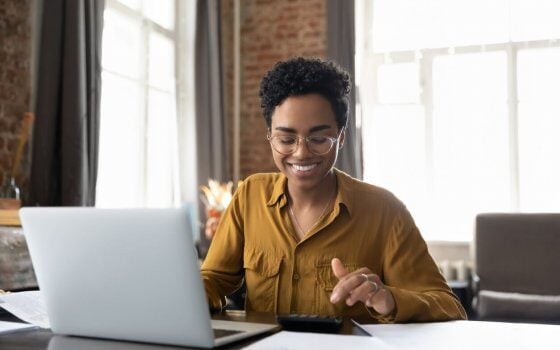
top-left (329, 258), bottom-right (396, 316)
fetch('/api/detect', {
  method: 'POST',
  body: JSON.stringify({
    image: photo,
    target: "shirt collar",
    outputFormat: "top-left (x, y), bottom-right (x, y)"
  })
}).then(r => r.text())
top-left (266, 169), bottom-right (355, 216)
top-left (267, 173), bottom-right (288, 207)
top-left (333, 168), bottom-right (354, 217)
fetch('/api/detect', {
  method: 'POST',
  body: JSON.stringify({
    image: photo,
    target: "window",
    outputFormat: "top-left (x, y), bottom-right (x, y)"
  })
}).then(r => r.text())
top-left (356, 0), bottom-right (560, 241)
top-left (96, 0), bottom-right (183, 208)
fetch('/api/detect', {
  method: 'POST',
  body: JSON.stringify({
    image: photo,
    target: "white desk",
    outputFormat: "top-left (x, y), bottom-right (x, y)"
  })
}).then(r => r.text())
top-left (246, 320), bottom-right (560, 350)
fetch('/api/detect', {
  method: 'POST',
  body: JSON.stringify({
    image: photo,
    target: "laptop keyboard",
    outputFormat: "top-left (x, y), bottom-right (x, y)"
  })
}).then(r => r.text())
top-left (213, 328), bottom-right (245, 339)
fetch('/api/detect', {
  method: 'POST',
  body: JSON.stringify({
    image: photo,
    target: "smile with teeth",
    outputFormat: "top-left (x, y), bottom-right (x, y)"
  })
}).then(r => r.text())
top-left (291, 163), bottom-right (318, 172)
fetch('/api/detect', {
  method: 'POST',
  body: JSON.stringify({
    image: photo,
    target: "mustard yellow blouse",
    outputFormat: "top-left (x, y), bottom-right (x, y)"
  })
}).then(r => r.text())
top-left (201, 169), bottom-right (466, 322)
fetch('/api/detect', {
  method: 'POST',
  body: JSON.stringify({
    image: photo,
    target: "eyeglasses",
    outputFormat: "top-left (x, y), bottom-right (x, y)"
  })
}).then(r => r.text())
top-left (267, 134), bottom-right (339, 155)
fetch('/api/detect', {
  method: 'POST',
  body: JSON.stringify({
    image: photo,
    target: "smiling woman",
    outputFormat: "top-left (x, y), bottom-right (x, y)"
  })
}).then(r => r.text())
top-left (200, 57), bottom-right (466, 323)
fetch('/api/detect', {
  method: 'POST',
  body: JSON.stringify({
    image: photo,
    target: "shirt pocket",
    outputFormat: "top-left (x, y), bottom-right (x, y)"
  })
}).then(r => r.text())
top-left (243, 250), bottom-right (282, 313)
top-left (315, 262), bottom-right (359, 316)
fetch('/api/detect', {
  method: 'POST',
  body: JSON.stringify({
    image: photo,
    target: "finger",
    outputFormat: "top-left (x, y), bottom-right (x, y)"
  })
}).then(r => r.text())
top-left (329, 259), bottom-right (351, 303)
top-left (346, 279), bottom-right (378, 306)
top-left (330, 270), bottom-right (371, 304)
top-left (331, 258), bottom-right (348, 280)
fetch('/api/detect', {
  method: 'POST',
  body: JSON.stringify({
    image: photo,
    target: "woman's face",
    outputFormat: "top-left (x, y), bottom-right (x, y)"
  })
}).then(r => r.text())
top-left (269, 93), bottom-right (344, 191)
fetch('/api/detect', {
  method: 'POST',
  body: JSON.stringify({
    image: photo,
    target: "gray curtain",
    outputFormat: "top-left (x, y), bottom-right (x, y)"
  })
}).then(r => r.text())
top-left (327, 0), bottom-right (363, 179)
top-left (195, 0), bottom-right (229, 253)
top-left (30, 0), bottom-right (104, 206)
top-left (195, 0), bottom-right (229, 184)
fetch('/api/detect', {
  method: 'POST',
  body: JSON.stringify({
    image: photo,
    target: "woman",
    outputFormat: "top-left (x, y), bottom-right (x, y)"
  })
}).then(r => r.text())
top-left (201, 57), bottom-right (466, 322)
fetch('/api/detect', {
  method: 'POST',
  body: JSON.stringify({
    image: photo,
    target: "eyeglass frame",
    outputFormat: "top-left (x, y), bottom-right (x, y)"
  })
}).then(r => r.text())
top-left (266, 129), bottom-right (343, 155)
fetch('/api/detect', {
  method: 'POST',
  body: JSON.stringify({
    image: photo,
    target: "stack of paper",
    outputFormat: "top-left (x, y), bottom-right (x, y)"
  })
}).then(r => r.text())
top-left (0, 290), bottom-right (50, 329)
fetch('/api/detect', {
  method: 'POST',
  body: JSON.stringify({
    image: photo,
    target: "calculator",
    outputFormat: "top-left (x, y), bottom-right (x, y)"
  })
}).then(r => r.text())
top-left (276, 314), bottom-right (343, 333)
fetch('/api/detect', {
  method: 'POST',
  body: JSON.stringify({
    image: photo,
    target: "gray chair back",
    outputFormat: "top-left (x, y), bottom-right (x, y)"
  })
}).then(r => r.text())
top-left (474, 213), bottom-right (560, 323)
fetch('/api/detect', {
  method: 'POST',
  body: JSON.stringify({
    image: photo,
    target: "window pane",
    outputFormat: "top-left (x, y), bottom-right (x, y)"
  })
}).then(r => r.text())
top-left (146, 89), bottom-right (177, 208)
top-left (377, 63), bottom-right (420, 104)
top-left (372, 0), bottom-right (428, 52)
top-left (511, 0), bottom-right (560, 42)
top-left (96, 73), bottom-right (145, 208)
top-left (518, 48), bottom-right (560, 102)
top-left (149, 32), bottom-right (175, 91)
top-left (372, 0), bottom-right (509, 52)
top-left (143, 0), bottom-right (175, 30)
top-left (102, 8), bottom-right (142, 79)
top-left (428, 0), bottom-right (509, 48)
top-left (117, 0), bottom-right (141, 10)
top-left (431, 52), bottom-right (510, 239)
top-left (358, 0), bottom-right (560, 241)
top-left (363, 105), bottom-right (427, 214)
top-left (517, 48), bottom-right (560, 211)
top-left (98, 1), bottom-right (184, 210)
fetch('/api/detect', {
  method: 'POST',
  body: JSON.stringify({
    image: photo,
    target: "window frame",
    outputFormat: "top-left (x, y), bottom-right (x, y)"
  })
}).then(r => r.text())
top-left (358, 35), bottom-right (560, 240)
top-left (97, 0), bottom-right (182, 208)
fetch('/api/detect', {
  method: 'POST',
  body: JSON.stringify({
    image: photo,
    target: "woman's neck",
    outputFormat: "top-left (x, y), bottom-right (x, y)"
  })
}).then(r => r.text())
top-left (287, 171), bottom-right (337, 209)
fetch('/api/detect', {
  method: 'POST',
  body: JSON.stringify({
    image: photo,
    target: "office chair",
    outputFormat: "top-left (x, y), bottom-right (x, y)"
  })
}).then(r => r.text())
top-left (472, 213), bottom-right (560, 324)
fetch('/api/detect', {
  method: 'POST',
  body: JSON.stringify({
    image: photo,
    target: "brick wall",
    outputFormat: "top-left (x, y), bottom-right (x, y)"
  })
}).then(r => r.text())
top-left (0, 0), bottom-right (32, 198)
top-left (225, 0), bottom-right (327, 179)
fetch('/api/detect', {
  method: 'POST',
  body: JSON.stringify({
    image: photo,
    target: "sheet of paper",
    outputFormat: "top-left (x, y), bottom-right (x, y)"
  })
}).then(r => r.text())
top-left (246, 322), bottom-right (560, 350)
top-left (0, 290), bottom-right (50, 329)
top-left (0, 320), bottom-right (38, 335)
top-left (242, 331), bottom-right (385, 350)
top-left (357, 320), bottom-right (560, 350)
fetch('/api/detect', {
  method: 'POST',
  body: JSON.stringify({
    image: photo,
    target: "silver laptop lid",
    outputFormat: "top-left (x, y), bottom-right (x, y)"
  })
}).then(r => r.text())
top-left (20, 207), bottom-right (215, 348)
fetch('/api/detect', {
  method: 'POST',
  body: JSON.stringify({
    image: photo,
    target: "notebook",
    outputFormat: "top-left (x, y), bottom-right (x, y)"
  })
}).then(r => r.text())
top-left (20, 207), bottom-right (277, 348)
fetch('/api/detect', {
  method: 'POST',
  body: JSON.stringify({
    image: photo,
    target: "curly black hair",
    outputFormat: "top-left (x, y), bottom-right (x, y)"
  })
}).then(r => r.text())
top-left (259, 57), bottom-right (351, 131)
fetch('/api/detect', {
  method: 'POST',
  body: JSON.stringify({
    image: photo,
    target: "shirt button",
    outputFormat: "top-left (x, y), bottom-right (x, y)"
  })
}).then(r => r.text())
top-left (293, 273), bottom-right (300, 280)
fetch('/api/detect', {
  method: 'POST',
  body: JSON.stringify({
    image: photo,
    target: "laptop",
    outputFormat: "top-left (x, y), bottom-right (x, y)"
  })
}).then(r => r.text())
top-left (47, 334), bottom-right (197, 350)
top-left (20, 207), bottom-right (278, 348)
